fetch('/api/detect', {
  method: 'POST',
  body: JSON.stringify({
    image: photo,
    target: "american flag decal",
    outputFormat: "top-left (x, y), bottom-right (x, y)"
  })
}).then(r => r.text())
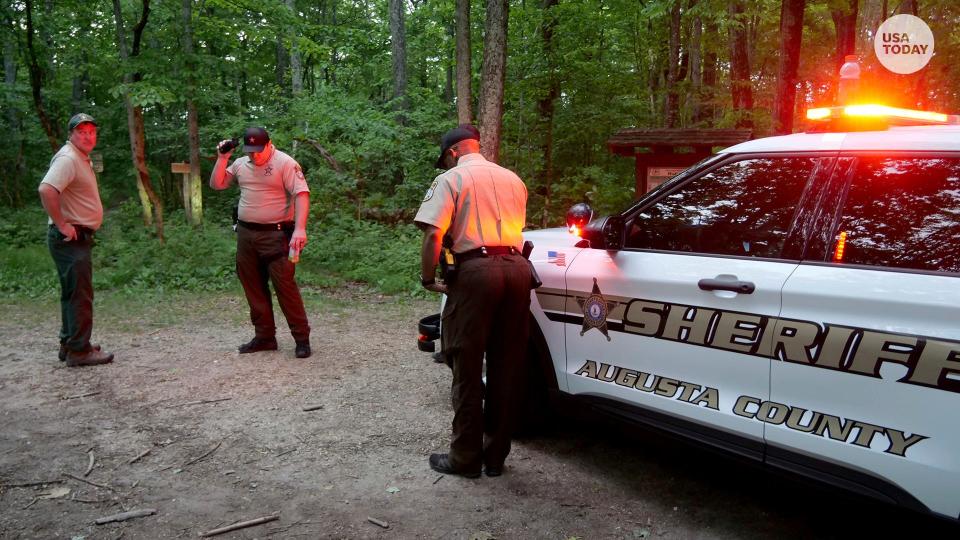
top-left (547, 251), bottom-right (566, 266)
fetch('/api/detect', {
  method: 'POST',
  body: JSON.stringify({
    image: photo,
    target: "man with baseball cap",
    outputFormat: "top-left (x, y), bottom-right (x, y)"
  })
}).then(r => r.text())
top-left (415, 123), bottom-right (532, 478)
top-left (210, 127), bottom-right (312, 359)
top-left (38, 113), bottom-right (114, 367)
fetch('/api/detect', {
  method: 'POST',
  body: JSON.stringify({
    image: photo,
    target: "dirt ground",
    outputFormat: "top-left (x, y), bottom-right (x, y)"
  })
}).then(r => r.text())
top-left (1, 286), bottom-right (957, 540)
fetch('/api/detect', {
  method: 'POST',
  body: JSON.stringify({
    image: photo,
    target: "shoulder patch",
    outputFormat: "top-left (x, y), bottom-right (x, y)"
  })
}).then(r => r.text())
top-left (294, 164), bottom-right (305, 181)
top-left (423, 179), bottom-right (439, 202)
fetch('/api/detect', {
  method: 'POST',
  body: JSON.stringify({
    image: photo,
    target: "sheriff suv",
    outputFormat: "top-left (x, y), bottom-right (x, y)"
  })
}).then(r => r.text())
top-left (419, 105), bottom-right (960, 521)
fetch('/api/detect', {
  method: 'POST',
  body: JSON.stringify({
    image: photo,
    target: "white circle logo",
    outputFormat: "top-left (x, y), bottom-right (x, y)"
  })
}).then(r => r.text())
top-left (874, 14), bottom-right (934, 74)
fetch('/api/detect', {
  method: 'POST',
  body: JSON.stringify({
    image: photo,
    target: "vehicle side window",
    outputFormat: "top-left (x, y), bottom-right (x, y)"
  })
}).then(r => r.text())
top-left (624, 157), bottom-right (817, 259)
top-left (833, 157), bottom-right (960, 273)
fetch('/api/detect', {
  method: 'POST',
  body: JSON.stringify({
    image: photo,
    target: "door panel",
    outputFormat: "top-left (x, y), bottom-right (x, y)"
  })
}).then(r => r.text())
top-left (770, 155), bottom-right (960, 517)
top-left (561, 155), bottom-right (830, 443)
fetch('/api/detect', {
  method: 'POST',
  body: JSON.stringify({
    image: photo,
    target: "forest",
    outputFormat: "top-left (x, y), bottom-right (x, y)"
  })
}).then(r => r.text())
top-left (1, 0), bottom-right (958, 298)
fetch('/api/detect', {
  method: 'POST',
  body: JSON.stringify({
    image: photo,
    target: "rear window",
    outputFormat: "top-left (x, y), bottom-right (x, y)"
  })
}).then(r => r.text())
top-left (832, 157), bottom-right (960, 273)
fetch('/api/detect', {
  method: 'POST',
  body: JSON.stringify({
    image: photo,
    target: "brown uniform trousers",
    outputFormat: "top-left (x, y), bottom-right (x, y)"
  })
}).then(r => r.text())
top-left (235, 225), bottom-right (310, 342)
top-left (441, 253), bottom-right (532, 471)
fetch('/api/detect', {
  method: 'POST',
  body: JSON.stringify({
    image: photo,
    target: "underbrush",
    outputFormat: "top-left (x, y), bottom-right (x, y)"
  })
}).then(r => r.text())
top-left (0, 204), bottom-right (424, 299)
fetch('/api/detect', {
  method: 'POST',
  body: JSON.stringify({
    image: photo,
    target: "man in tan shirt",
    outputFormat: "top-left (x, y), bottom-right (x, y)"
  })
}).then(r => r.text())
top-left (210, 127), bottom-right (312, 358)
top-left (38, 113), bottom-right (114, 367)
top-left (415, 124), bottom-right (532, 478)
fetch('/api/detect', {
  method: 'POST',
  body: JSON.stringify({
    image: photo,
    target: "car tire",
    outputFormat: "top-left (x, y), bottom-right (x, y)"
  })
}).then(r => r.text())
top-left (514, 317), bottom-right (559, 438)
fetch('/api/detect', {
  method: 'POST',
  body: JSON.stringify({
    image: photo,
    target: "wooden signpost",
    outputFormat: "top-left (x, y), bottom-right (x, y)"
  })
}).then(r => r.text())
top-left (171, 162), bottom-right (203, 225)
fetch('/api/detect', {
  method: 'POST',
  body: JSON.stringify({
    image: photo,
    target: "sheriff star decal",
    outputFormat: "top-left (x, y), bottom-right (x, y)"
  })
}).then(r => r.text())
top-left (264, 165), bottom-right (273, 176)
top-left (576, 278), bottom-right (616, 341)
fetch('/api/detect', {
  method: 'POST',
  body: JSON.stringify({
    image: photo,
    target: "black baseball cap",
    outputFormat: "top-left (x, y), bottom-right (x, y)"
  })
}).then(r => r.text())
top-left (435, 124), bottom-right (480, 168)
top-left (242, 127), bottom-right (270, 152)
top-left (68, 113), bottom-right (97, 131)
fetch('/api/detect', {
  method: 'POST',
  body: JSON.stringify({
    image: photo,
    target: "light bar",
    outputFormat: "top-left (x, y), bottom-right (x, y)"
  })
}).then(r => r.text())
top-left (806, 104), bottom-right (955, 125)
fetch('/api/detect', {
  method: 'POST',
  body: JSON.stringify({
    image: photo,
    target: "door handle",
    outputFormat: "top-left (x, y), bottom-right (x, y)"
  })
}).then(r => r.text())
top-left (698, 278), bottom-right (755, 294)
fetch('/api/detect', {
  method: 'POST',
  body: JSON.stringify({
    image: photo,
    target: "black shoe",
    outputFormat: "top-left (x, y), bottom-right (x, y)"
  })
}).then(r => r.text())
top-left (238, 337), bottom-right (278, 354)
top-left (429, 453), bottom-right (480, 478)
top-left (59, 343), bottom-right (100, 362)
top-left (65, 349), bottom-right (114, 367)
top-left (295, 341), bottom-right (311, 358)
top-left (485, 465), bottom-right (503, 477)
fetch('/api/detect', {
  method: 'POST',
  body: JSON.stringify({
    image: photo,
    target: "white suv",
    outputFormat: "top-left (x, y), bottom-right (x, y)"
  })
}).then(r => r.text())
top-left (420, 109), bottom-right (960, 521)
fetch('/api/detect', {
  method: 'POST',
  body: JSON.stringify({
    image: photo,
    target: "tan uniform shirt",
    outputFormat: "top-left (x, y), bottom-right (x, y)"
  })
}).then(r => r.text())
top-left (225, 148), bottom-right (310, 223)
top-left (40, 142), bottom-right (104, 230)
top-left (414, 153), bottom-right (527, 253)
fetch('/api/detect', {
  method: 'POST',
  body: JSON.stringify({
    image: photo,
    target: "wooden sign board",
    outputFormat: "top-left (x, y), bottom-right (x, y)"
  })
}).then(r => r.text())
top-left (171, 162), bottom-right (191, 174)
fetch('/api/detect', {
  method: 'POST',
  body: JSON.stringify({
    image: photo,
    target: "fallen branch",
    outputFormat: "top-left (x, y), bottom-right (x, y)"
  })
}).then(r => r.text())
top-left (62, 391), bottom-right (100, 400)
top-left (168, 398), bottom-right (231, 408)
top-left (301, 404), bottom-right (324, 412)
top-left (294, 137), bottom-right (342, 172)
top-left (367, 516), bottom-right (389, 529)
top-left (200, 513), bottom-right (280, 537)
top-left (432, 475), bottom-right (443, 485)
top-left (84, 451), bottom-right (95, 477)
top-left (3, 479), bottom-right (63, 488)
top-left (182, 440), bottom-right (223, 469)
top-left (94, 508), bottom-right (157, 525)
top-left (275, 448), bottom-right (297, 458)
top-left (129, 448), bottom-right (152, 464)
top-left (62, 472), bottom-right (115, 491)
top-left (22, 497), bottom-right (39, 510)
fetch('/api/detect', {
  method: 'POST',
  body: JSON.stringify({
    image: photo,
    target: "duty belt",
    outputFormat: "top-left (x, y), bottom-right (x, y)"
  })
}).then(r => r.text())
top-left (237, 220), bottom-right (294, 231)
top-left (456, 245), bottom-right (518, 263)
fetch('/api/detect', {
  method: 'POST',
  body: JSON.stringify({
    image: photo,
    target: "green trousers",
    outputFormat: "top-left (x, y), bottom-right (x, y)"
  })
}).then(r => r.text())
top-left (47, 225), bottom-right (95, 353)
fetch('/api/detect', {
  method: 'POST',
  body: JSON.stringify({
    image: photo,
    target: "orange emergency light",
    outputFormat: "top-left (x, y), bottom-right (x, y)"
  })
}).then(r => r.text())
top-left (833, 231), bottom-right (847, 262)
top-left (806, 104), bottom-right (957, 125)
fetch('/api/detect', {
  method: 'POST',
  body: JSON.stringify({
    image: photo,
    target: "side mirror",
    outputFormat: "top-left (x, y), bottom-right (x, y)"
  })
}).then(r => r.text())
top-left (579, 214), bottom-right (623, 250)
top-left (603, 215), bottom-right (624, 250)
top-left (565, 203), bottom-right (594, 237)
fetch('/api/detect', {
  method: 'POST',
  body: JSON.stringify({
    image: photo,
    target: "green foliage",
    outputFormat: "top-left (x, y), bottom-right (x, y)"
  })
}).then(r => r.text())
top-left (0, 204), bottom-right (422, 299)
top-left (307, 214), bottom-right (423, 296)
top-left (5, 0), bottom-right (960, 297)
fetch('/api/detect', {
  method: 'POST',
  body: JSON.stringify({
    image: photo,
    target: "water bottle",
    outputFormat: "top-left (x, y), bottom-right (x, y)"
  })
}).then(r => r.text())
top-left (288, 245), bottom-right (300, 264)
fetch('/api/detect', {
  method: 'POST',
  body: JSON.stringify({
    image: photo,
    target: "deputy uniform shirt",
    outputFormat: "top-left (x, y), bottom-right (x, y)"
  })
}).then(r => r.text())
top-left (225, 148), bottom-right (310, 224)
top-left (414, 153), bottom-right (527, 253)
top-left (40, 141), bottom-right (104, 230)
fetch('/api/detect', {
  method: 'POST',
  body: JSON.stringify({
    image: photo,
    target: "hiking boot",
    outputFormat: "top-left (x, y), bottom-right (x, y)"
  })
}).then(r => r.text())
top-left (238, 337), bottom-right (278, 354)
top-left (65, 349), bottom-right (114, 367)
top-left (295, 341), bottom-right (311, 359)
top-left (428, 453), bottom-right (481, 478)
top-left (59, 343), bottom-right (99, 362)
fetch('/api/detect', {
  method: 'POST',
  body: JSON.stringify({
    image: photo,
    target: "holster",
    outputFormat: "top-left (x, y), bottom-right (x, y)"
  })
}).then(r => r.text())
top-left (522, 240), bottom-right (542, 290)
top-left (438, 235), bottom-right (457, 284)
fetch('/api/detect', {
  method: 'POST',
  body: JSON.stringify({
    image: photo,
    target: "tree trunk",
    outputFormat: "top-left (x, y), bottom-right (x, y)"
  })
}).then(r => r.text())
top-left (665, 0), bottom-right (681, 128)
top-left (773, 0), bottom-right (805, 135)
top-left (274, 36), bottom-right (288, 90)
top-left (895, 0), bottom-right (916, 15)
top-left (689, 6), bottom-right (702, 123)
top-left (183, 0), bottom-right (202, 225)
top-left (728, 1), bottom-right (753, 129)
top-left (455, 0), bottom-right (472, 123)
top-left (23, 0), bottom-right (60, 151)
top-left (831, 0), bottom-right (858, 73)
top-left (4, 23), bottom-right (24, 206)
top-left (286, 0), bottom-right (303, 95)
top-left (389, 0), bottom-right (407, 113)
top-left (478, 0), bottom-right (508, 163)
top-left (700, 21), bottom-right (718, 124)
top-left (538, 0), bottom-right (559, 228)
top-left (112, 0), bottom-right (164, 242)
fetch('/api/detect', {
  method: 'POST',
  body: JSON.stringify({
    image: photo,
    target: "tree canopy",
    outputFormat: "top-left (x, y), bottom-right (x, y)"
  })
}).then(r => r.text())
top-left (3, 0), bottom-right (959, 223)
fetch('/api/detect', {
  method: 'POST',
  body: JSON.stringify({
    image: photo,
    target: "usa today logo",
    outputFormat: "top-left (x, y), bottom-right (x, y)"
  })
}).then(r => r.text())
top-left (874, 14), bottom-right (934, 74)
